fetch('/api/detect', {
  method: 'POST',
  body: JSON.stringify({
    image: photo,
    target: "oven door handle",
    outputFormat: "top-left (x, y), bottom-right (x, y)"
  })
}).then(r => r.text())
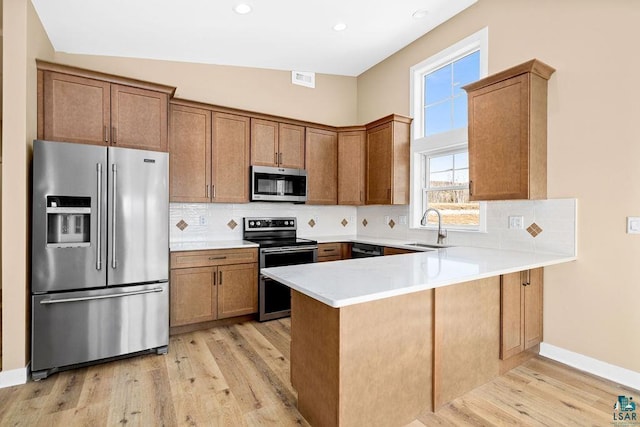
top-left (261, 246), bottom-right (318, 254)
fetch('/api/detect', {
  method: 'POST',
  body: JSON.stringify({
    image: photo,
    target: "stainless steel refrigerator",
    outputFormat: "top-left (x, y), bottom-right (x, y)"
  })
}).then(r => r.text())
top-left (31, 140), bottom-right (169, 380)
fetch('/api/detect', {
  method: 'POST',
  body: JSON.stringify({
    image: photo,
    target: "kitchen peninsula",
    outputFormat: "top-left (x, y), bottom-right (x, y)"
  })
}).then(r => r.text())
top-left (262, 247), bottom-right (575, 427)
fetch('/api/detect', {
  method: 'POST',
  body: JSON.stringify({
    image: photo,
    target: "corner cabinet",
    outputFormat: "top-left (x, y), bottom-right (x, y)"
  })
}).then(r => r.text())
top-left (500, 268), bottom-right (543, 360)
top-left (463, 59), bottom-right (555, 200)
top-left (365, 115), bottom-right (412, 205)
top-left (37, 60), bottom-right (174, 152)
top-left (169, 248), bottom-right (258, 328)
top-left (305, 127), bottom-right (338, 204)
top-left (169, 100), bottom-right (250, 203)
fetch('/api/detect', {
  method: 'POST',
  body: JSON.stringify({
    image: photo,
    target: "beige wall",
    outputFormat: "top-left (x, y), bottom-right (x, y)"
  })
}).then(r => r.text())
top-left (358, 0), bottom-right (640, 372)
top-left (53, 53), bottom-right (358, 127)
top-left (1, 0), bottom-right (54, 371)
top-left (2, 0), bottom-right (638, 375)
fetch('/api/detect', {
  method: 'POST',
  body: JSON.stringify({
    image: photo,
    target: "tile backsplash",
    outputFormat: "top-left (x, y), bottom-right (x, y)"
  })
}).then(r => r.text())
top-left (357, 199), bottom-right (577, 256)
top-left (171, 199), bottom-right (576, 256)
top-left (170, 202), bottom-right (358, 242)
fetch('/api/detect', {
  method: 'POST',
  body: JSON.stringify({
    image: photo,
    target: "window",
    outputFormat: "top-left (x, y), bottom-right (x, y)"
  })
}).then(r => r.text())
top-left (410, 28), bottom-right (488, 230)
top-left (424, 51), bottom-right (480, 137)
top-left (421, 149), bottom-right (479, 227)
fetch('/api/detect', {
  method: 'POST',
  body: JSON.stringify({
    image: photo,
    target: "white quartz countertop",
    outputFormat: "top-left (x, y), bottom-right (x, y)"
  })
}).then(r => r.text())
top-left (261, 246), bottom-right (576, 308)
top-left (170, 240), bottom-right (259, 252)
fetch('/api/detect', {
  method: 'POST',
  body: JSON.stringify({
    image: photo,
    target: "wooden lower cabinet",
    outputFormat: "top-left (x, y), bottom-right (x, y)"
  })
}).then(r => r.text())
top-left (383, 247), bottom-right (417, 256)
top-left (500, 268), bottom-right (543, 359)
top-left (170, 267), bottom-right (217, 326)
top-left (170, 248), bottom-right (258, 328)
top-left (217, 263), bottom-right (259, 319)
top-left (318, 242), bottom-right (343, 262)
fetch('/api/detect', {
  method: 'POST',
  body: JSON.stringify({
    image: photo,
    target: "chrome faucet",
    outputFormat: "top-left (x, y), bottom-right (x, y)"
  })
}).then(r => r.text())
top-left (420, 207), bottom-right (447, 245)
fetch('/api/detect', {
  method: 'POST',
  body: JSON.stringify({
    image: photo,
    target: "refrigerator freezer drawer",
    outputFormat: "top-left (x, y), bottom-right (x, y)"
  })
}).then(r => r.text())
top-left (31, 282), bottom-right (169, 378)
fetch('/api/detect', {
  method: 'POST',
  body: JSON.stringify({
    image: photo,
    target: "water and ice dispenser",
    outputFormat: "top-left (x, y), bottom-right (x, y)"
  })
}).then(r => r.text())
top-left (46, 196), bottom-right (91, 247)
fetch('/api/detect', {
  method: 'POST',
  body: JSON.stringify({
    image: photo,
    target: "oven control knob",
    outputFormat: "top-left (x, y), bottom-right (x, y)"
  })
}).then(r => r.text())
top-left (249, 221), bottom-right (255, 227)
top-left (256, 221), bottom-right (261, 226)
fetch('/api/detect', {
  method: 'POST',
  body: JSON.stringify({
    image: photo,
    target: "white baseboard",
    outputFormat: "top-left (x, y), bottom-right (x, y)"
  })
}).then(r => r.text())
top-left (0, 366), bottom-right (28, 388)
top-left (540, 342), bottom-right (640, 391)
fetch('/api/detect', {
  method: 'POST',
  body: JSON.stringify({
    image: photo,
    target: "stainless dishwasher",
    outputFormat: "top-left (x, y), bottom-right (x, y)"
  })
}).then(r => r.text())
top-left (351, 242), bottom-right (384, 258)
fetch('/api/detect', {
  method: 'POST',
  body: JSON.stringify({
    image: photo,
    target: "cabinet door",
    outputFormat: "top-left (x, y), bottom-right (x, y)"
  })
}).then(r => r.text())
top-left (338, 130), bottom-right (366, 205)
top-left (170, 267), bottom-right (217, 327)
top-left (524, 268), bottom-right (543, 349)
top-left (305, 128), bottom-right (338, 204)
top-left (279, 123), bottom-right (305, 169)
top-left (42, 71), bottom-right (110, 145)
top-left (500, 271), bottom-right (524, 360)
top-left (111, 84), bottom-right (169, 152)
top-left (169, 104), bottom-right (212, 203)
top-left (468, 74), bottom-right (530, 200)
top-left (212, 113), bottom-right (251, 203)
top-left (251, 118), bottom-right (279, 167)
top-left (217, 263), bottom-right (258, 319)
top-left (366, 123), bottom-right (392, 204)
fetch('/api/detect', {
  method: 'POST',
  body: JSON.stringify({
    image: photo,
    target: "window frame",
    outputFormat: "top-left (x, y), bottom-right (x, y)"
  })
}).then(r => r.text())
top-left (409, 27), bottom-right (489, 231)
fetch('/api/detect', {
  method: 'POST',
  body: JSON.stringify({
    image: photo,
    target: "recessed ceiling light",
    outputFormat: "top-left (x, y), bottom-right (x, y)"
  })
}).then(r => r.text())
top-left (333, 22), bottom-right (347, 32)
top-left (233, 4), bottom-right (252, 15)
top-left (412, 9), bottom-right (429, 19)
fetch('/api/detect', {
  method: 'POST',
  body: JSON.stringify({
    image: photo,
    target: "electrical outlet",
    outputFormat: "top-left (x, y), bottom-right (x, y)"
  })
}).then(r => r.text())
top-left (508, 216), bottom-right (524, 229)
top-left (199, 216), bottom-right (207, 226)
top-left (399, 215), bottom-right (407, 225)
top-left (384, 215), bottom-right (390, 225)
top-left (314, 216), bottom-right (319, 224)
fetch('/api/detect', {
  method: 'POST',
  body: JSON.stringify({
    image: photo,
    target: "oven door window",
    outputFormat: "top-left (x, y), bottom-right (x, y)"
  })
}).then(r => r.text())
top-left (262, 250), bottom-right (315, 268)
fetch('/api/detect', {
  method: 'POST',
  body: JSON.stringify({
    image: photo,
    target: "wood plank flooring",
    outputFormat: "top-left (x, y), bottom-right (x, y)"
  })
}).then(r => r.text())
top-left (0, 318), bottom-right (636, 426)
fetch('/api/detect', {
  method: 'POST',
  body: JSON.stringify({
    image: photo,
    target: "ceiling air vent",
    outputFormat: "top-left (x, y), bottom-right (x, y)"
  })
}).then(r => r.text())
top-left (291, 71), bottom-right (315, 88)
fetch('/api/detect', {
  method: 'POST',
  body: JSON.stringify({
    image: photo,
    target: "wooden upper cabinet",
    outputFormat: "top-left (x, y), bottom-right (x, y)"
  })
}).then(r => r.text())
top-left (500, 268), bottom-right (543, 360)
top-left (305, 127), bottom-right (338, 204)
top-left (37, 60), bottom-right (175, 152)
top-left (251, 118), bottom-right (279, 167)
top-left (338, 129), bottom-right (366, 205)
top-left (110, 84), bottom-right (168, 151)
top-left (169, 101), bottom-right (250, 203)
top-left (463, 59), bottom-right (555, 201)
top-left (169, 103), bottom-right (211, 203)
top-left (42, 71), bottom-right (110, 146)
top-left (278, 123), bottom-right (305, 169)
top-left (212, 112), bottom-right (251, 203)
top-left (250, 119), bottom-right (305, 168)
top-left (365, 115), bottom-right (411, 205)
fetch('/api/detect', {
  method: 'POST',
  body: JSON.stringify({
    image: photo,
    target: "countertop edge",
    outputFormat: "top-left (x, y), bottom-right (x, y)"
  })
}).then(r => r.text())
top-left (261, 252), bottom-right (576, 308)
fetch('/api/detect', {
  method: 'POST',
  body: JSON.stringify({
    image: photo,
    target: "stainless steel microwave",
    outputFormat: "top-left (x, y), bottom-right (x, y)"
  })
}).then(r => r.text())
top-left (251, 166), bottom-right (307, 203)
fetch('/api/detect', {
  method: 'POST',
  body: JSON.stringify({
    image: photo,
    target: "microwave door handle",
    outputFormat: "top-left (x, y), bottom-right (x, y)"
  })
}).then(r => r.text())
top-left (96, 163), bottom-right (102, 271)
top-left (112, 163), bottom-right (117, 269)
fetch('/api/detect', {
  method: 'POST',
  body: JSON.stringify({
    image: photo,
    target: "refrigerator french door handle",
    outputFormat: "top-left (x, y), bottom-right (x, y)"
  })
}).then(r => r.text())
top-left (96, 163), bottom-right (102, 271)
top-left (112, 163), bottom-right (117, 269)
top-left (39, 287), bottom-right (164, 305)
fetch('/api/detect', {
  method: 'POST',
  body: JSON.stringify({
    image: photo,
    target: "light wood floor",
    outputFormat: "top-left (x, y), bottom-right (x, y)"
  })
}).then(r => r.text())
top-left (0, 319), bottom-right (636, 426)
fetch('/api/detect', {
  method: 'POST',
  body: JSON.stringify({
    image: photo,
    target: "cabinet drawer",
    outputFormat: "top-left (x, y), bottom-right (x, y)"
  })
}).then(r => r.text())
top-left (318, 242), bottom-right (342, 257)
top-left (318, 254), bottom-right (342, 263)
top-left (171, 248), bottom-right (258, 269)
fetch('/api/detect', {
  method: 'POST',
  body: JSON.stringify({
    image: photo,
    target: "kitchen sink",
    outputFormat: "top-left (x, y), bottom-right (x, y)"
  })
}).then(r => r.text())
top-left (405, 242), bottom-right (451, 249)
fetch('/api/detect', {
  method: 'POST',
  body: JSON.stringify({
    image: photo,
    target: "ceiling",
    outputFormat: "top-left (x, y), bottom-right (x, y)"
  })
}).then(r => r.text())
top-left (30, 0), bottom-right (476, 77)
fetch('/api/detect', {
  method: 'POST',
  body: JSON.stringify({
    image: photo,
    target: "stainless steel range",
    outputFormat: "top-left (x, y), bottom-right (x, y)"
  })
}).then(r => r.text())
top-left (243, 217), bottom-right (317, 321)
